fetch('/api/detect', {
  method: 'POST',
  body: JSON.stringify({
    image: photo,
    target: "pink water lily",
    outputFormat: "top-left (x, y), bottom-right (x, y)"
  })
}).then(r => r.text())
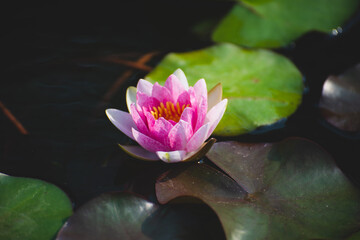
top-left (106, 69), bottom-right (227, 163)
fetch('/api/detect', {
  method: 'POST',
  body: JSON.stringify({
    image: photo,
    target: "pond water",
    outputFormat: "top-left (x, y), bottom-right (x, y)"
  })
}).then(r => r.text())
top-left (1, 2), bottom-right (359, 239)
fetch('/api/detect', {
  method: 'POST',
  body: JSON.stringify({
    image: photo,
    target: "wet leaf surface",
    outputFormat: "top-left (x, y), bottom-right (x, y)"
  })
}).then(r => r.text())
top-left (156, 138), bottom-right (360, 240)
top-left (57, 192), bottom-right (225, 240)
top-left (319, 63), bottom-right (360, 132)
top-left (0, 173), bottom-right (72, 240)
top-left (213, 0), bottom-right (359, 48)
top-left (146, 43), bottom-right (303, 136)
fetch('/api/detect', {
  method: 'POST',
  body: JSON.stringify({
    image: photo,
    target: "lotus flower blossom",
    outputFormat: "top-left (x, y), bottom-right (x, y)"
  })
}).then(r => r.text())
top-left (106, 69), bottom-right (227, 163)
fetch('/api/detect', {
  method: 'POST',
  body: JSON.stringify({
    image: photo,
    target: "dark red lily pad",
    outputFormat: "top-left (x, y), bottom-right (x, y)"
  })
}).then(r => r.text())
top-left (156, 138), bottom-right (360, 240)
top-left (319, 64), bottom-right (360, 132)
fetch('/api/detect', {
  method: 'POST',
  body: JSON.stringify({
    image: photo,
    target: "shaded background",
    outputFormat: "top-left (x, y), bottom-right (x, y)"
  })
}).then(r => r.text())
top-left (1, 0), bottom-right (359, 211)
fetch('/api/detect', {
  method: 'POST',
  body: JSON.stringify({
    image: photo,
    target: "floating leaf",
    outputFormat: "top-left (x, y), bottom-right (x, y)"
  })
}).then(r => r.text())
top-left (156, 138), bottom-right (360, 239)
top-left (146, 43), bottom-right (303, 136)
top-left (57, 193), bottom-right (156, 240)
top-left (57, 192), bottom-right (225, 240)
top-left (319, 63), bottom-right (360, 132)
top-left (0, 173), bottom-right (73, 240)
top-left (212, 0), bottom-right (359, 48)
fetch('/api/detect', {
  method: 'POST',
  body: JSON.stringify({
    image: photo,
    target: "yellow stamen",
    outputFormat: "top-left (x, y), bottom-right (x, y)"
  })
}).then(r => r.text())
top-left (150, 101), bottom-right (189, 122)
top-left (166, 102), bottom-right (171, 113)
top-left (152, 107), bottom-right (158, 119)
top-left (171, 103), bottom-right (176, 114)
top-left (176, 102), bottom-right (181, 115)
top-left (158, 106), bottom-right (163, 116)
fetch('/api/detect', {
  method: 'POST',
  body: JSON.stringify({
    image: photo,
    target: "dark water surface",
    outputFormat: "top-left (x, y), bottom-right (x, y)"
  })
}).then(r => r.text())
top-left (1, 1), bottom-right (360, 238)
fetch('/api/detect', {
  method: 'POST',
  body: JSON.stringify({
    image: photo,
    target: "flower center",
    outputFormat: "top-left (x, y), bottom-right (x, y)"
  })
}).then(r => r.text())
top-left (151, 101), bottom-right (189, 122)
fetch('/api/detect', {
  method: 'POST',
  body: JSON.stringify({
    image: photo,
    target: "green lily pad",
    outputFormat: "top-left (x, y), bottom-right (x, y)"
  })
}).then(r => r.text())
top-left (146, 43), bottom-right (303, 136)
top-left (212, 0), bottom-right (359, 48)
top-left (56, 192), bottom-right (225, 240)
top-left (319, 63), bottom-right (360, 132)
top-left (0, 173), bottom-right (73, 240)
top-left (156, 138), bottom-right (360, 239)
top-left (57, 193), bottom-right (156, 240)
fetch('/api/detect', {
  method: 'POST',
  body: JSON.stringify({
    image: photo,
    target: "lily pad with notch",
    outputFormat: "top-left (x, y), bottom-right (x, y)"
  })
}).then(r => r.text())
top-left (156, 138), bottom-right (360, 239)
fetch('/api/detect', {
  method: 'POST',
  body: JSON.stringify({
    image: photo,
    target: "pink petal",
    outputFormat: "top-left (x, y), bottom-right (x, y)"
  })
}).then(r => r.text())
top-left (180, 107), bottom-right (196, 130)
top-left (152, 82), bottom-right (173, 103)
top-left (205, 99), bottom-right (228, 139)
top-left (173, 69), bottom-right (189, 90)
top-left (179, 120), bottom-right (193, 141)
top-left (193, 78), bottom-right (208, 132)
top-left (156, 150), bottom-right (187, 163)
top-left (176, 91), bottom-right (191, 107)
top-left (167, 121), bottom-right (189, 150)
top-left (132, 128), bottom-right (169, 152)
top-left (126, 86), bottom-right (137, 113)
top-left (148, 116), bottom-right (173, 146)
top-left (136, 92), bottom-right (160, 110)
top-left (130, 104), bottom-right (149, 135)
top-left (186, 123), bottom-right (210, 152)
top-left (105, 109), bottom-right (137, 140)
top-left (164, 74), bottom-right (186, 102)
top-left (137, 105), bottom-right (147, 126)
top-left (119, 145), bottom-right (159, 161)
top-left (144, 111), bottom-right (155, 129)
top-left (194, 95), bottom-right (207, 132)
top-left (194, 78), bottom-right (207, 104)
top-left (188, 87), bottom-right (197, 108)
top-left (137, 79), bottom-right (153, 96)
